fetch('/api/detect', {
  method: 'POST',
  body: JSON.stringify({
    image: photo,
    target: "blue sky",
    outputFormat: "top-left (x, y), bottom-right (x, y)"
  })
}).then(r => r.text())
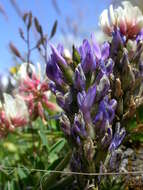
top-left (0, 0), bottom-right (110, 73)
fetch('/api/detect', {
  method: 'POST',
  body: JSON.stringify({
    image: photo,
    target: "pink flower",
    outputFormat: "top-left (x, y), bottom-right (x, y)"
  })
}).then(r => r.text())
top-left (17, 63), bottom-right (58, 121)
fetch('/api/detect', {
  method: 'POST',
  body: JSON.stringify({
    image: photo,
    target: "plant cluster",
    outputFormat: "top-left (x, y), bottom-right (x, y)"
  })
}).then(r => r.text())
top-left (0, 1), bottom-right (143, 189)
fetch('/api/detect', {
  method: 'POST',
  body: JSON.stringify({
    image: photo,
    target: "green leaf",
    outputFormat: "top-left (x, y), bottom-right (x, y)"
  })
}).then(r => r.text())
top-left (17, 167), bottom-right (27, 180)
top-left (137, 105), bottom-right (143, 123)
top-left (71, 45), bottom-right (81, 70)
top-left (72, 45), bottom-right (81, 63)
top-left (48, 139), bottom-right (66, 163)
top-left (38, 131), bottom-right (49, 149)
top-left (47, 157), bottom-right (63, 170)
top-left (49, 139), bottom-right (66, 154)
top-left (47, 119), bottom-right (57, 130)
top-left (128, 105), bottom-right (143, 142)
top-left (131, 133), bottom-right (143, 142)
top-left (35, 117), bottom-right (45, 130)
top-left (42, 151), bottom-right (72, 189)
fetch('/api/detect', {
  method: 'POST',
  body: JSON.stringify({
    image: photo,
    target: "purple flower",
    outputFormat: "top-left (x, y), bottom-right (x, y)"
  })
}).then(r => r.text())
top-left (136, 28), bottom-right (143, 42)
top-left (99, 97), bottom-right (117, 123)
top-left (79, 39), bottom-right (96, 73)
top-left (78, 33), bottom-right (110, 74)
top-left (105, 58), bottom-right (114, 75)
top-left (96, 74), bottom-right (110, 100)
top-left (56, 91), bottom-right (73, 113)
top-left (91, 33), bottom-right (110, 62)
top-left (110, 29), bottom-right (125, 57)
top-left (93, 97), bottom-right (117, 136)
top-left (71, 113), bottom-right (87, 145)
top-left (46, 57), bottom-right (63, 85)
top-left (101, 42), bottom-right (110, 60)
top-left (77, 83), bottom-right (96, 122)
top-left (74, 64), bottom-right (86, 90)
top-left (101, 124), bottom-right (113, 148)
top-left (74, 114), bottom-right (87, 138)
top-left (48, 82), bottom-right (57, 94)
top-left (50, 44), bottom-right (67, 66)
top-left (109, 122), bottom-right (125, 152)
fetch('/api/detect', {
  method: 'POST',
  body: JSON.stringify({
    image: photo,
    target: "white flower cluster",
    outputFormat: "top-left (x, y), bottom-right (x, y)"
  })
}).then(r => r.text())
top-left (99, 1), bottom-right (143, 38)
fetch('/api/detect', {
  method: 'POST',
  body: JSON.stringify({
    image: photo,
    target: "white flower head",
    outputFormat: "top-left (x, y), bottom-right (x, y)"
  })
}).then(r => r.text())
top-left (16, 62), bottom-right (35, 80)
top-left (15, 62), bottom-right (44, 82)
top-left (3, 93), bottom-right (29, 124)
top-left (99, 1), bottom-right (143, 38)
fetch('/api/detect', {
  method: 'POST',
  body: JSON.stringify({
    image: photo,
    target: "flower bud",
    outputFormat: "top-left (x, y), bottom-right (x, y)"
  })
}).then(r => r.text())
top-left (74, 64), bottom-right (86, 90)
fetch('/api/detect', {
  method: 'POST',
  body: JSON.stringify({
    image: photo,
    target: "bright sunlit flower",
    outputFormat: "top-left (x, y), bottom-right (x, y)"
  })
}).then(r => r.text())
top-left (0, 93), bottom-right (29, 137)
top-left (99, 1), bottom-right (143, 39)
top-left (3, 93), bottom-right (29, 126)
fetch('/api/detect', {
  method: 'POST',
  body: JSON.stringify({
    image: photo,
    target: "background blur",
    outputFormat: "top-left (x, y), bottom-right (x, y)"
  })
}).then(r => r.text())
top-left (0, 0), bottom-right (111, 74)
top-left (0, 0), bottom-right (142, 74)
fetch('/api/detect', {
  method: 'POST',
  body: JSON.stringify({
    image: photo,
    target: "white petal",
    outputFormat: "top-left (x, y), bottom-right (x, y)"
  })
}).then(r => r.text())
top-left (14, 95), bottom-right (29, 120)
top-left (3, 93), bottom-right (16, 118)
top-left (109, 5), bottom-right (116, 25)
top-left (44, 91), bottom-right (51, 99)
top-left (99, 9), bottom-right (111, 35)
top-left (3, 93), bottom-right (29, 121)
top-left (63, 49), bottom-right (72, 59)
top-left (36, 62), bottom-right (42, 80)
top-left (16, 62), bottom-right (35, 81)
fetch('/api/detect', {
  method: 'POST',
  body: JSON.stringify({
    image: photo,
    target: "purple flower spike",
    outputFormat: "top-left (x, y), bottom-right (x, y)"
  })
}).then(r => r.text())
top-left (111, 29), bottom-right (124, 56)
top-left (49, 82), bottom-right (57, 94)
top-left (83, 83), bottom-right (96, 108)
top-left (94, 97), bottom-right (117, 134)
top-left (46, 58), bottom-right (63, 85)
top-left (77, 84), bottom-right (96, 122)
top-left (83, 52), bottom-right (95, 73)
top-left (105, 58), bottom-right (114, 75)
top-left (70, 114), bottom-right (87, 146)
top-left (73, 114), bottom-right (87, 138)
top-left (109, 99), bottom-right (117, 110)
top-left (96, 74), bottom-right (110, 99)
top-left (50, 44), bottom-right (67, 66)
top-left (136, 28), bottom-right (143, 42)
top-left (100, 97), bottom-right (117, 123)
top-left (101, 42), bottom-right (110, 60)
top-left (79, 39), bottom-right (96, 73)
top-left (101, 125), bottom-right (113, 148)
top-left (74, 64), bottom-right (86, 90)
top-left (77, 91), bottom-right (86, 108)
top-left (109, 122), bottom-right (126, 152)
top-left (93, 111), bottom-right (103, 129)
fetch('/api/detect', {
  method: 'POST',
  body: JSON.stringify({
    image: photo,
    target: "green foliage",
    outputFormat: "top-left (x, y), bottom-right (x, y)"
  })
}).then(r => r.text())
top-left (127, 105), bottom-right (143, 142)
top-left (0, 116), bottom-right (69, 189)
top-left (100, 176), bottom-right (125, 190)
